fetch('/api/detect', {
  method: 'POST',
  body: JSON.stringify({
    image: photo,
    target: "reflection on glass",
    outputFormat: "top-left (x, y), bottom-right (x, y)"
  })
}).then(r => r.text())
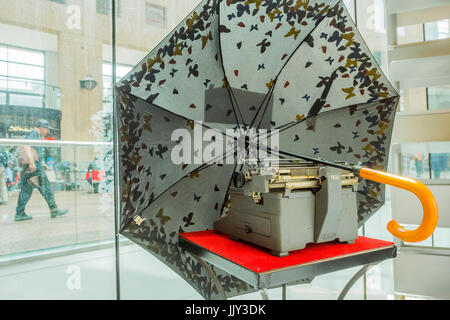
top-left (0, 61), bottom-right (6, 75)
top-left (102, 62), bottom-right (132, 113)
top-left (0, 76), bottom-right (6, 90)
top-left (356, 0), bottom-right (388, 73)
top-left (400, 88), bottom-right (427, 113)
top-left (400, 153), bottom-right (430, 179)
top-left (145, 3), bottom-right (166, 28)
top-left (428, 86), bottom-right (450, 110)
top-left (397, 24), bottom-right (423, 45)
top-left (7, 47), bottom-right (45, 66)
top-left (0, 47), bottom-right (6, 60)
top-left (97, 0), bottom-right (114, 16)
top-left (425, 19), bottom-right (450, 41)
top-left (433, 227), bottom-right (450, 248)
top-left (7, 62), bottom-right (44, 80)
top-left (430, 153), bottom-right (450, 179)
top-left (0, 0), bottom-right (114, 262)
top-left (0, 143), bottom-right (115, 256)
top-left (0, 44), bottom-right (46, 111)
top-left (9, 93), bottom-right (43, 107)
top-left (396, 19), bottom-right (449, 45)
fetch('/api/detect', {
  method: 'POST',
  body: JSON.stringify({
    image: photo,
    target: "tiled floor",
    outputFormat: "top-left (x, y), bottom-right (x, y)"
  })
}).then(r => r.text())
top-left (0, 190), bottom-right (114, 255)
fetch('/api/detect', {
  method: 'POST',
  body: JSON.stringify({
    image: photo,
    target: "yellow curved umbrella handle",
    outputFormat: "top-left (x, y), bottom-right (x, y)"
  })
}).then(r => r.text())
top-left (358, 167), bottom-right (439, 243)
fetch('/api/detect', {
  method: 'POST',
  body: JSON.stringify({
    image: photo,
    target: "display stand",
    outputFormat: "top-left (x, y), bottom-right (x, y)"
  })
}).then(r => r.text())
top-left (179, 230), bottom-right (397, 300)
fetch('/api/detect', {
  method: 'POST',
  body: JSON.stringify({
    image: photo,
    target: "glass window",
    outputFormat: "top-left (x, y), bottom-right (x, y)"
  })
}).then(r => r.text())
top-left (400, 153), bottom-right (430, 179)
top-left (430, 153), bottom-right (450, 179)
top-left (7, 62), bottom-right (44, 80)
top-left (116, 65), bottom-right (131, 79)
top-left (0, 76), bottom-right (6, 90)
top-left (9, 93), bottom-right (43, 107)
top-left (0, 45), bottom-right (46, 111)
top-left (433, 228), bottom-right (450, 248)
top-left (102, 63), bottom-right (112, 77)
top-left (0, 46), bottom-right (6, 60)
top-left (401, 88), bottom-right (427, 113)
top-left (0, 61), bottom-right (6, 75)
top-left (343, 0), bottom-right (355, 18)
top-left (428, 86), bottom-right (450, 110)
top-left (7, 47), bottom-right (45, 66)
top-left (7, 78), bottom-right (45, 95)
top-left (102, 62), bottom-right (131, 106)
top-left (397, 24), bottom-right (424, 45)
top-left (4, 0), bottom-right (439, 301)
top-left (97, 0), bottom-right (112, 15)
top-left (425, 19), bottom-right (450, 41)
top-left (397, 19), bottom-right (449, 45)
top-left (356, 0), bottom-right (389, 73)
top-left (0, 0), bottom-right (114, 258)
top-left (145, 3), bottom-right (166, 28)
top-left (97, 0), bottom-right (120, 16)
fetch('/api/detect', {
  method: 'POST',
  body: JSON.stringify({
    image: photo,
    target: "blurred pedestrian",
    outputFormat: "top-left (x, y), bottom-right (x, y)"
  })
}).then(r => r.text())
top-left (46, 156), bottom-right (56, 170)
top-left (413, 153), bottom-right (424, 178)
top-left (14, 119), bottom-right (69, 222)
top-left (86, 156), bottom-right (103, 194)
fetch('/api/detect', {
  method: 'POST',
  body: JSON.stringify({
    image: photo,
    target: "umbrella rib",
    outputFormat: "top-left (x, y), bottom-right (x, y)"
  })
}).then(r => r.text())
top-left (119, 89), bottom-right (244, 142)
top-left (130, 163), bottom-right (215, 224)
top-left (130, 145), bottom-right (239, 222)
top-left (249, 96), bottom-right (400, 171)
top-left (226, 84), bottom-right (246, 129)
top-left (340, 3), bottom-right (399, 98)
top-left (255, 83), bottom-right (276, 130)
top-left (304, 41), bottom-right (400, 119)
top-left (116, 0), bottom-right (207, 89)
top-left (217, 162), bottom-right (238, 216)
top-left (264, 96), bottom-right (399, 142)
top-left (246, 1), bottom-right (340, 132)
top-left (217, 2), bottom-right (246, 132)
top-left (266, 146), bottom-right (354, 172)
top-left (248, 79), bottom-right (276, 130)
top-left (227, 84), bottom-right (247, 128)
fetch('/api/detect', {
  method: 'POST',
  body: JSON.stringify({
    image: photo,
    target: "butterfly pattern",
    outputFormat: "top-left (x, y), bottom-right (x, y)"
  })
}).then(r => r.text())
top-left (268, 3), bottom-right (396, 129)
top-left (117, 91), bottom-right (229, 231)
top-left (219, 0), bottom-right (343, 125)
top-left (115, 0), bottom-right (400, 300)
top-left (278, 97), bottom-right (399, 223)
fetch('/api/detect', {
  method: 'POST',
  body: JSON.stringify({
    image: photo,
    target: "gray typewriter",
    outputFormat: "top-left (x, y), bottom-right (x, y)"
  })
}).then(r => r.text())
top-left (214, 161), bottom-right (360, 257)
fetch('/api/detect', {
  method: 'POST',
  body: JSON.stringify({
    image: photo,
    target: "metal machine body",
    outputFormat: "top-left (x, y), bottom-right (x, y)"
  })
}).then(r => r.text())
top-left (213, 161), bottom-right (360, 257)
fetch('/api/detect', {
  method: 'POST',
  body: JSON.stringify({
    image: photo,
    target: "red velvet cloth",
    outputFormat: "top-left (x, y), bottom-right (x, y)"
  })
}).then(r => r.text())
top-left (180, 230), bottom-right (394, 273)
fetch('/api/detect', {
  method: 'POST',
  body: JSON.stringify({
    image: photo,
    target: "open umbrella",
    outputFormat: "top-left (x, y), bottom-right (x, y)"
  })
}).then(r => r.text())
top-left (115, 0), bottom-right (436, 300)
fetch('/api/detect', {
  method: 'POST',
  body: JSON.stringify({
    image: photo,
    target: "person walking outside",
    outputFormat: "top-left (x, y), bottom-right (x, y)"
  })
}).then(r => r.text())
top-left (15, 119), bottom-right (69, 222)
top-left (86, 156), bottom-right (103, 194)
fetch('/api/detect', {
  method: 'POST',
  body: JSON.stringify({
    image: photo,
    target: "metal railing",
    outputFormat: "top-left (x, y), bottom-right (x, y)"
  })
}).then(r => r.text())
top-left (0, 138), bottom-right (113, 148)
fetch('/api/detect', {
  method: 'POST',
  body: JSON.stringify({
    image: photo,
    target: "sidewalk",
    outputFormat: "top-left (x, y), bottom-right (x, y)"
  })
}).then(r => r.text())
top-left (0, 190), bottom-right (115, 256)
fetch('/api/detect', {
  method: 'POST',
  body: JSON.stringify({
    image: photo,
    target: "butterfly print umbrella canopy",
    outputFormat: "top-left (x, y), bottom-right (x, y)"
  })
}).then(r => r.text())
top-left (115, 0), bottom-right (399, 299)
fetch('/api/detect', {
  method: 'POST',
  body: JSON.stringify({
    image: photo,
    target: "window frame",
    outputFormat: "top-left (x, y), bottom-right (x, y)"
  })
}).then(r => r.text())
top-left (97, 0), bottom-right (121, 17)
top-left (0, 43), bottom-right (46, 109)
top-left (145, 2), bottom-right (166, 29)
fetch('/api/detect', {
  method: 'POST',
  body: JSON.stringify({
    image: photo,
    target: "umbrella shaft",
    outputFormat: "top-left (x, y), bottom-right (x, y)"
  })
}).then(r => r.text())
top-left (267, 147), bottom-right (353, 172)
